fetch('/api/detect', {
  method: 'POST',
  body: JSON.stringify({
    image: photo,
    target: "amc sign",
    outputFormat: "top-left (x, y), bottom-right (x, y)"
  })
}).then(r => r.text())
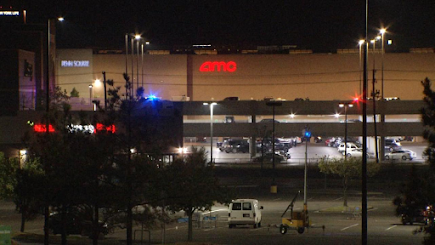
top-left (199, 61), bottom-right (237, 73)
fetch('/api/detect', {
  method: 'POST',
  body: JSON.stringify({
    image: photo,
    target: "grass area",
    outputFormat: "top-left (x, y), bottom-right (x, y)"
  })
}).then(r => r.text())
top-left (12, 233), bottom-right (217, 245)
top-left (12, 233), bottom-right (121, 245)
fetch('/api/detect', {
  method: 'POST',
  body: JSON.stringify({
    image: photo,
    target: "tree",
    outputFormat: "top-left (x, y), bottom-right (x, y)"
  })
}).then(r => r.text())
top-left (318, 156), bottom-right (380, 207)
top-left (0, 152), bottom-right (19, 200)
top-left (416, 77), bottom-right (435, 243)
top-left (164, 147), bottom-right (233, 242)
top-left (70, 87), bottom-right (79, 97)
top-left (13, 158), bottom-right (45, 232)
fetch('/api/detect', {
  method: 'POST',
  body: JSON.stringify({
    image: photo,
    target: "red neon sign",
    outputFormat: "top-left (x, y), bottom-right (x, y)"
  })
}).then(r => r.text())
top-left (95, 123), bottom-right (116, 133)
top-left (199, 61), bottom-right (237, 73)
top-left (34, 124), bottom-right (55, 133)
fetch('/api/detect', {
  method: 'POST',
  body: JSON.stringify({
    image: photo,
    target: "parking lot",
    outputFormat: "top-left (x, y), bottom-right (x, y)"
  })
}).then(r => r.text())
top-left (185, 140), bottom-right (427, 165)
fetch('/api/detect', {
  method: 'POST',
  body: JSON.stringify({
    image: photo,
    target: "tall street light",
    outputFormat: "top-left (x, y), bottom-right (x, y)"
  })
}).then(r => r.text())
top-left (88, 85), bottom-right (93, 104)
top-left (203, 102), bottom-right (217, 163)
top-left (362, 0), bottom-right (369, 243)
top-left (358, 39), bottom-right (365, 95)
top-left (380, 28), bottom-right (386, 99)
top-left (370, 37), bottom-right (381, 163)
top-left (266, 101), bottom-right (282, 194)
top-left (135, 34), bottom-right (141, 92)
top-left (379, 28), bottom-right (387, 162)
top-left (339, 101), bottom-right (354, 159)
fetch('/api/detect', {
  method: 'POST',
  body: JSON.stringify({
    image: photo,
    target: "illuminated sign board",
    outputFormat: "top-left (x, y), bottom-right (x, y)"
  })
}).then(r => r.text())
top-left (199, 61), bottom-right (237, 73)
top-left (96, 123), bottom-right (116, 133)
top-left (34, 123), bottom-right (115, 134)
top-left (68, 124), bottom-right (95, 134)
top-left (0, 11), bottom-right (19, 16)
top-left (34, 124), bottom-right (55, 133)
top-left (61, 60), bottom-right (90, 67)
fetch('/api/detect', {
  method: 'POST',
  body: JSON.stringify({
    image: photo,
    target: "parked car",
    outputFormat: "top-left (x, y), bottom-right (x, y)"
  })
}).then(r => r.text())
top-left (343, 148), bottom-right (375, 158)
top-left (337, 142), bottom-right (360, 154)
top-left (228, 199), bottom-right (263, 228)
top-left (253, 153), bottom-right (287, 163)
top-left (385, 138), bottom-right (402, 152)
top-left (48, 208), bottom-right (110, 238)
top-left (219, 139), bottom-right (249, 153)
top-left (403, 149), bottom-right (417, 159)
top-left (401, 208), bottom-right (427, 225)
top-left (385, 150), bottom-right (413, 161)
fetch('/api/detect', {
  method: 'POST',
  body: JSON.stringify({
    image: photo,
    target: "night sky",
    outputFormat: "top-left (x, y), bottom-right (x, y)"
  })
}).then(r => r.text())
top-left (6, 0), bottom-right (435, 52)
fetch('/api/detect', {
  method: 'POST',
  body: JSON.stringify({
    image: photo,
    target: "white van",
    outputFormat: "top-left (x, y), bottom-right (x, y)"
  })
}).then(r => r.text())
top-left (337, 142), bottom-right (360, 153)
top-left (228, 199), bottom-right (263, 228)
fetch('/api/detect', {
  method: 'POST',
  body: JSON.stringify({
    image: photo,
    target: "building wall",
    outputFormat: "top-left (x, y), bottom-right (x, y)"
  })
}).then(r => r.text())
top-left (56, 49), bottom-right (94, 99)
top-left (55, 50), bottom-right (435, 102)
top-left (91, 54), bottom-right (189, 101)
top-left (18, 49), bottom-right (36, 110)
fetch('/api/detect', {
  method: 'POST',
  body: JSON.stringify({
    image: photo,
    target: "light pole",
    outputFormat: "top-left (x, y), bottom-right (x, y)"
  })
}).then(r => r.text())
top-left (370, 37), bottom-right (381, 163)
top-left (102, 71), bottom-right (107, 109)
top-left (303, 126), bottom-right (311, 225)
top-left (380, 28), bottom-right (386, 99)
top-left (89, 85), bottom-right (93, 104)
top-left (266, 101), bottom-right (282, 193)
top-left (358, 39), bottom-right (365, 95)
top-left (379, 28), bottom-right (387, 162)
top-left (135, 34), bottom-right (141, 92)
top-left (339, 102), bottom-right (354, 159)
top-left (203, 102), bottom-right (217, 163)
top-left (141, 43), bottom-right (144, 87)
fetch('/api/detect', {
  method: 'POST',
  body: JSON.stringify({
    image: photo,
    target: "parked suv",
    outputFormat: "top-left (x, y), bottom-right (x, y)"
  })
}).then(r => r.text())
top-left (337, 142), bottom-right (360, 154)
top-left (385, 138), bottom-right (401, 152)
top-left (219, 139), bottom-right (249, 153)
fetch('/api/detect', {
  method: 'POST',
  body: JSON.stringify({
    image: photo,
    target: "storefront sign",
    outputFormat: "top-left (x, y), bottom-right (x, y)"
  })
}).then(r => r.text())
top-left (96, 123), bottom-right (116, 133)
top-left (68, 124), bottom-right (95, 134)
top-left (61, 60), bottom-right (90, 67)
top-left (0, 11), bottom-right (19, 16)
top-left (34, 124), bottom-right (55, 133)
top-left (199, 61), bottom-right (237, 73)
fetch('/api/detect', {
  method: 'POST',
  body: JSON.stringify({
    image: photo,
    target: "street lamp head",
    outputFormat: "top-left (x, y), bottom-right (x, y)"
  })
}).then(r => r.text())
top-left (134, 34), bottom-right (141, 40)
top-left (376, 35), bottom-right (381, 41)
top-left (380, 28), bottom-right (386, 35)
top-left (58, 17), bottom-right (64, 22)
top-left (358, 39), bottom-right (365, 46)
top-left (94, 79), bottom-right (101, 86)
top-left (203, 102), bottom-right (217, 106)
top-left (88, 85), bottom-right (93, 88)
top-left (339, 104), bottom-right (344, 108)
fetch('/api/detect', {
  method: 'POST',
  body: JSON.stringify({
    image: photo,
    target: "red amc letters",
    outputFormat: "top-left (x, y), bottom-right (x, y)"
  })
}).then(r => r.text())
top-left (199, 61), bottom-right (237, 72)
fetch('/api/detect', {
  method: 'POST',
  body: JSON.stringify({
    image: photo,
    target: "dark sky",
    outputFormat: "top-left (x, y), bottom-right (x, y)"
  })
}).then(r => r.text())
top-left (8, 0), bottom-right (435, 52)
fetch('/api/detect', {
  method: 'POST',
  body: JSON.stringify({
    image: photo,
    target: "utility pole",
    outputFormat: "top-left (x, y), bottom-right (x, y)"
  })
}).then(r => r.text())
top-left (372, 69), bottom-right (379, 163)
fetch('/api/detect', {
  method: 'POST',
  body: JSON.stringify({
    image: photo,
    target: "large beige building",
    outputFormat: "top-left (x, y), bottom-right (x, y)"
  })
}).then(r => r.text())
top-left (56, 49), bottom-right (435, 103)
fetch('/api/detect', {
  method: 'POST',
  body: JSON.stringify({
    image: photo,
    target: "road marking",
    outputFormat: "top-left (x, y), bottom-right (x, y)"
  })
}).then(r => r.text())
top-left (250, 227), bottom-right (264, 232)
top-left (273, 198), bottom-right (282, 201)
top-left (386, 225), bottom-right (397, 231)
top-left (334, 197), bottom-right (343, 201)
top-left (341, 223), bottom-right (359, 231)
